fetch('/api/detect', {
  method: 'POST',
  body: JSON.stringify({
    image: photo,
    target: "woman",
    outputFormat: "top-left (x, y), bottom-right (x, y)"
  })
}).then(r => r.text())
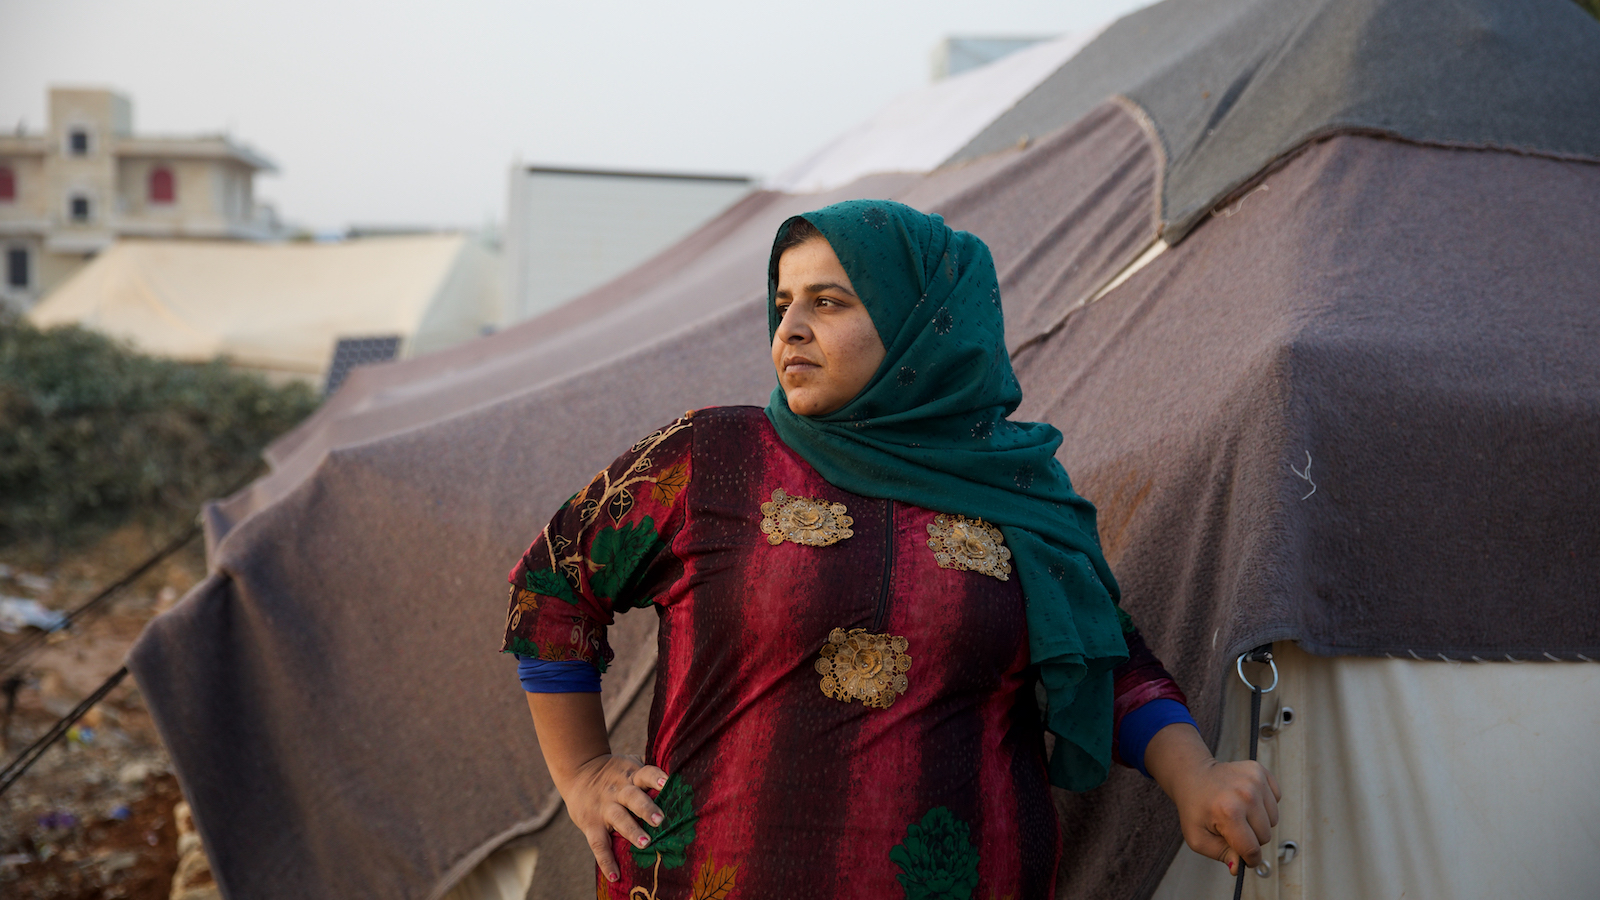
top-left (502, 200), bottom-right (1278, 899)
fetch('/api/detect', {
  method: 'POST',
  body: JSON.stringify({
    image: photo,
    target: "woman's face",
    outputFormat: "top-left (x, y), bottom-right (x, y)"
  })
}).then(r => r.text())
top-left (772, 236), bottom-right (886, 417)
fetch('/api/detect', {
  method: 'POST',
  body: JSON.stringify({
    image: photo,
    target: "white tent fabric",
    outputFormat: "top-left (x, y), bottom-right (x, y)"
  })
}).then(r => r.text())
top-left (439, 842), bottom-right (540, 900)
top-left (764, 27), bottom-right (1108, 195)
top-left (1153, 645), bottom-right (1600, 899)
top-left (26, 235), bottom-right (501, 380)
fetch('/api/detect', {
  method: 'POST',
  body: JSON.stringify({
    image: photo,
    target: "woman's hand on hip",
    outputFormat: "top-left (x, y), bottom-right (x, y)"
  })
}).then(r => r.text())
top-left (1143, 722), bottom-right (1282, 875)
top-left (525, 691), bottom-right (667, 883)
top-left (563, 753), bottom-right (669, 883)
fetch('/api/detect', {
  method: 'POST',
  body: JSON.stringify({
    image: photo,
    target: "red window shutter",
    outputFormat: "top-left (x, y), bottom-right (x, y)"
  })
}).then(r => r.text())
top-left (0, 168), bottom-right (14, 201)
top-left (149, 167), bottom-right (175, 204)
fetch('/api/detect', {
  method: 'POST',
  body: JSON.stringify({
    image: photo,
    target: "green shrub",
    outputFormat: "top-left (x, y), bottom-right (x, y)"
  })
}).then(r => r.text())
top-left (0, 312), bottom-right (318, 546)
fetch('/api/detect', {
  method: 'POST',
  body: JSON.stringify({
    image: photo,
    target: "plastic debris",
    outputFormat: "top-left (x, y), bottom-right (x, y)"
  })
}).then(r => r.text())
top-left (0, 565), bottom-right (56, 592)
top-left (97, 850), bottom-right (139, 875)
top-left (37, 809), bottom-right (78, 830)
top-left (14, 572), bottom-right (54, 593)
top-left (0, 597), bottom-right (66, 634)
top-left (66, 724), bottom-right (95, 745)
top-left (109, 804), bottom-right (132, 820)
top-left (117, 761), bottom-right (154, 785)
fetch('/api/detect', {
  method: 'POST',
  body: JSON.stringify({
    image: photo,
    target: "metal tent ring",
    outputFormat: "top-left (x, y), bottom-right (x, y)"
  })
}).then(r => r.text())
top-left (1236, 653), bottom-right (1278, 693)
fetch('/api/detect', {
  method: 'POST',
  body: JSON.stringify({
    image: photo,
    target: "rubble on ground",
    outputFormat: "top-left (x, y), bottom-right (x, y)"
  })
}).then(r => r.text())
top-left (0, 523), bottom-right (207, 900)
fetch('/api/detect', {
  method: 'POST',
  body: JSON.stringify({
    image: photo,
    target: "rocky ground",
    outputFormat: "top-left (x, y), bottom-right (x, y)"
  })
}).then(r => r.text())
top-left (0, 522), bottom-right (217, 900)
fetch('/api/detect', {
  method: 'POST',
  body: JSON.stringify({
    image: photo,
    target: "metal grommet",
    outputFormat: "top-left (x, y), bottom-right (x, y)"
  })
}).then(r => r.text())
top-left (1260, 705), bottom-right (1295, 739)
top-left (1236, 651), bottom-right (1278, 693)
top-left (1279, 841), bottom-right (1299, 865)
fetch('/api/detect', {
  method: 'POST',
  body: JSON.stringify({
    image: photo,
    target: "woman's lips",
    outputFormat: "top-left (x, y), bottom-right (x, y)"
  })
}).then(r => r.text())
top-left (783, 358), bottom-right (821, 373)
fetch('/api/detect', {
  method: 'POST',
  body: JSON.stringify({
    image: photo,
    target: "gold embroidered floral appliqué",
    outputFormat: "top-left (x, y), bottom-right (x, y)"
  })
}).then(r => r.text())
top-left (544, 415), bottom-right (693, 579)
top-left (815, 627), bottom-right (911, 709)
top-left (926, 514), bottom-right (1012, 581)
top-left (507, 585), bottom-right (541, 631)
top-left (760, 488), bottom-right (853, 547)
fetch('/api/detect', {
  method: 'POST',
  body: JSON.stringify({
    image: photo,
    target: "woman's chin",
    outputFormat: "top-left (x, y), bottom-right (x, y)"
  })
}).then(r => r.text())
top-left (787, 397), bottom-right (820, 416)
top-left (786, 393), bottom-right (840, 417)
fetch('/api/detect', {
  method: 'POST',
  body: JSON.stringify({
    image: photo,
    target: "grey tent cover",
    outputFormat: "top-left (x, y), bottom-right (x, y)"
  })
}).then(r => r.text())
top-left (954, 0), bottom-right (1600, 240)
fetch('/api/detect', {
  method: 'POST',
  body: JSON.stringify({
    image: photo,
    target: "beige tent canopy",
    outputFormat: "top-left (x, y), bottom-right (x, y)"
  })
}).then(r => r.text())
top-left (26, 234), bottom-right (501, 386)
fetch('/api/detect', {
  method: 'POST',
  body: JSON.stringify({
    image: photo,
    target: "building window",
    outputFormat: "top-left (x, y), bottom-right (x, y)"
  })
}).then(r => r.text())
top-left (0, 167), bottom-right (13, 202)
top-left (69, 195), bottom-right (91, 222)
top-left (69, 128), bottom-right (90, 155)
top-left (149, 167), bottom-right (175, 204)
top-left (6, 248), bottom-right (27, 289)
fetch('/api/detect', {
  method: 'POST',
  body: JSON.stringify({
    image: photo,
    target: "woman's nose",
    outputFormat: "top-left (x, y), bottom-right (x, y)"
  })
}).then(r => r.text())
top-left (777, 307), bottom-right (812, 342)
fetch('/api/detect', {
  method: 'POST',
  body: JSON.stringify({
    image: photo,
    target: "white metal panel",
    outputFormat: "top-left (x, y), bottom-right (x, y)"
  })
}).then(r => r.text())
top-left (504, 168), bottom-right (750, 322)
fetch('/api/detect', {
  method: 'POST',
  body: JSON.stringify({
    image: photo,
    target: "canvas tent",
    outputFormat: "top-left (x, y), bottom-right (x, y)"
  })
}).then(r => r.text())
top-left (26, 234), bottom-right (502, 387)
top-left (127, 0), bottom-right (1600, 898)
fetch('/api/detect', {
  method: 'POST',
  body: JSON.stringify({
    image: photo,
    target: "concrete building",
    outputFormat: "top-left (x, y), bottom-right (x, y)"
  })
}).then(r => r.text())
top-left (503, 165), bottom-right (751, 323)
top-left (0, 86), bottom-right (277, 311)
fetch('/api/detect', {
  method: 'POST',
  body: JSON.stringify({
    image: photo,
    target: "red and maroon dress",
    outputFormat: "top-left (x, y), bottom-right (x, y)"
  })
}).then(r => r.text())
top-left (502, 407), bottom-right (1185, 900)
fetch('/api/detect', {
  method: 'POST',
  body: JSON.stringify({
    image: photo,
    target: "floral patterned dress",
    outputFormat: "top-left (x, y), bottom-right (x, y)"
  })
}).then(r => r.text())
top-left (502, 407), bottom-right (1185, 900)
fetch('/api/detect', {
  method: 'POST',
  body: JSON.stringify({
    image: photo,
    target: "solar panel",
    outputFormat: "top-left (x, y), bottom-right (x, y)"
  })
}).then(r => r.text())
top-left (323, 335), bottom-right (402, 397)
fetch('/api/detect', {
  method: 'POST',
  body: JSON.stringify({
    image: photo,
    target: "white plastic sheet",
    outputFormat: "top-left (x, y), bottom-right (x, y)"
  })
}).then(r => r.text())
top-left (0, 597), bottom-right (66, 634)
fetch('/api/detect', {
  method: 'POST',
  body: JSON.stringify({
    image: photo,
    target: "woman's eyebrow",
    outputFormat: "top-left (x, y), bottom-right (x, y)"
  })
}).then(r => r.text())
top-left (806, 281), bottom-right (858, 298)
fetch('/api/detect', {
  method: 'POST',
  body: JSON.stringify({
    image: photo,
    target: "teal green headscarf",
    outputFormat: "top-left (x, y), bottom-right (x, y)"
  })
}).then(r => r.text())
top-left (764, 199), bottom-right (1129, 791)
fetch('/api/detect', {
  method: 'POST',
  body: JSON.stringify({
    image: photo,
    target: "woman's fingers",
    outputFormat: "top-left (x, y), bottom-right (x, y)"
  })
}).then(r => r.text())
top-left (562, 754), bottom-right (673, 883)
top-left (1216, 808), bottom-right (1264, 867)
top-left (1260, 775), bottom-right (1280, 825)
top-left (1244, 802), bottom-right (1274, 848)
top-left (1212, 761), bottom-right (1280, 867)
top-left (1186, 829), bottom-right (1248, 876)
top-left (1186, 828), bottom-right (1230, 865)
top-left (1240, 760), bottom-right (1279, 824)
top-left (1172, 758), bottom-right (1283, 873)
top-left (1240, 764), bottom-right (1277, 846)
top-left (618, 783), bottom-right (665, 827)
top-left (634, 764), bottom-right (669, 791)
top-left (584, 825), bottom-right (621, 883)
top-left (605, 802), bottom-right (654, 853)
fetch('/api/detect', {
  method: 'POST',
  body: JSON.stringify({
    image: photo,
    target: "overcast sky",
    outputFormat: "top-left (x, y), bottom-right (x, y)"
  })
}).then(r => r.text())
top-left (1, 0), bottom-right (1148, 232)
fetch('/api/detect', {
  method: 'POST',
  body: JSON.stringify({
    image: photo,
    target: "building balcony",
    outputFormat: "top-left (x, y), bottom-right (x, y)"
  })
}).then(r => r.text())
top-left (113, 136), bottom-right (276, 173)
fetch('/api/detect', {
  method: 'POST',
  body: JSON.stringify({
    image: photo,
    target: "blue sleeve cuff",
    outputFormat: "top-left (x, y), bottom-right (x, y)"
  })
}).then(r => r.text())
top-left (1120, 698), bottom-right (1199, 778)
top-left (515, 655), bottom-right (602, 693)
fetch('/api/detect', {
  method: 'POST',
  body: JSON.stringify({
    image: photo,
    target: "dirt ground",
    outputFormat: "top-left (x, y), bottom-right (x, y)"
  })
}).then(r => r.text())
top-left (0, 521), bottom-right (208, 900)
